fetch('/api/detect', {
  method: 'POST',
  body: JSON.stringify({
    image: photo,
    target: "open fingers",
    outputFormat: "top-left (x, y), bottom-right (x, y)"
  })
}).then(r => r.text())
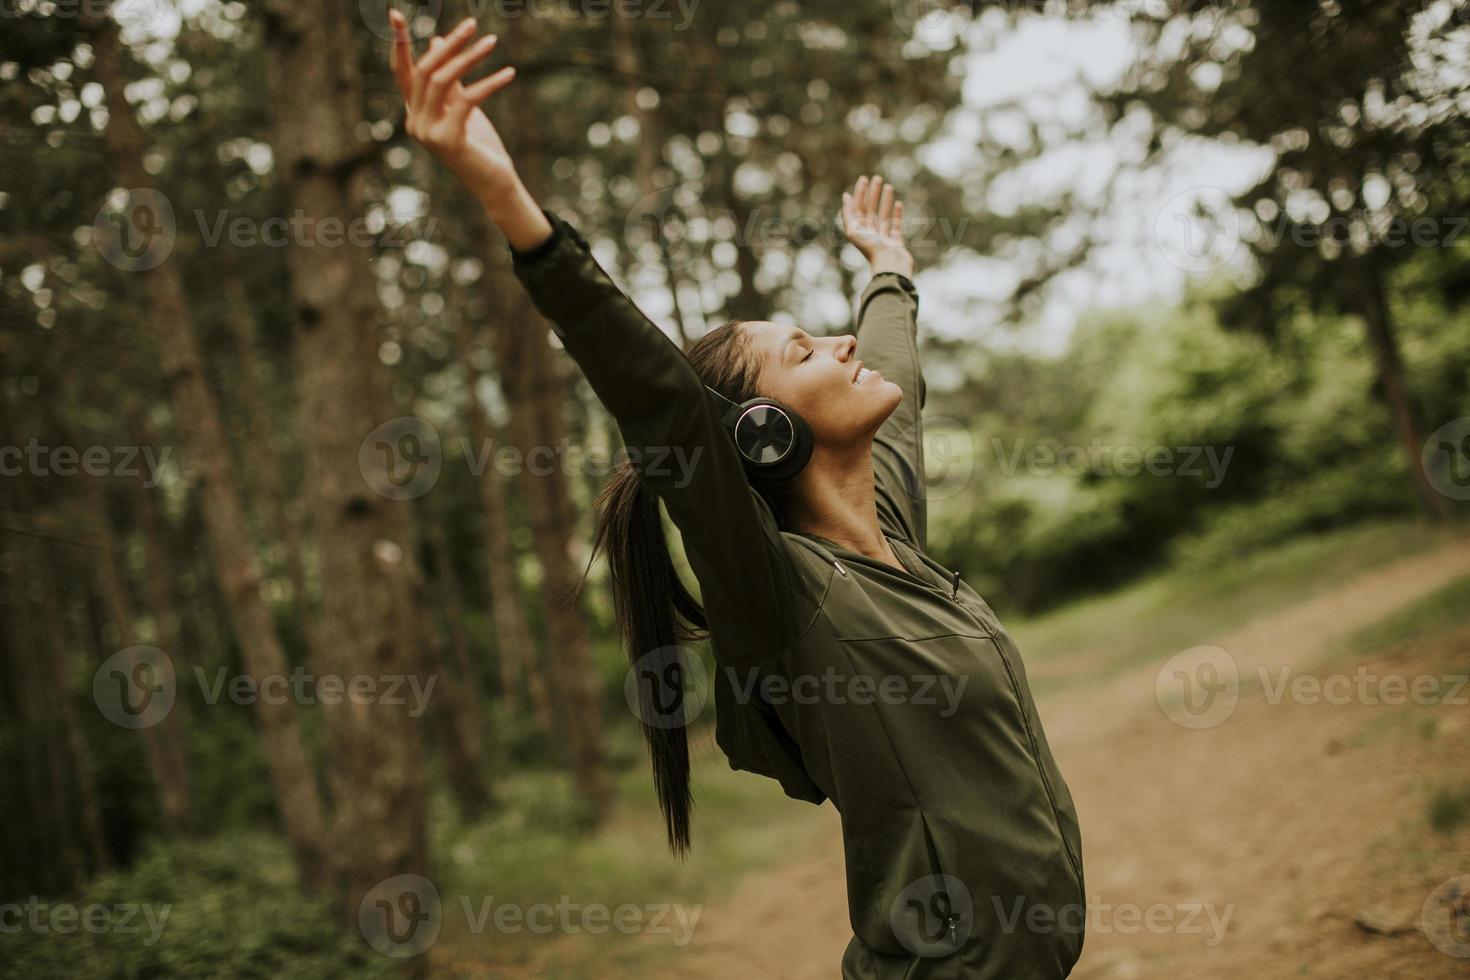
top-left (424, 33), bottom-right (499, 114)
top-left (461, 65), bottom-right (517, 106)
top-left (863, 174), bottom-right (883, 215)
top-left (389, 10), bottom-right (413, 104)
top-left (416, 17), bottom-right (477, 76)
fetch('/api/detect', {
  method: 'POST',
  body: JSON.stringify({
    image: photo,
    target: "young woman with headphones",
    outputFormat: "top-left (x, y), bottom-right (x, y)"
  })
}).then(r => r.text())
top-left (390, 14), bottom-right (1085, 978)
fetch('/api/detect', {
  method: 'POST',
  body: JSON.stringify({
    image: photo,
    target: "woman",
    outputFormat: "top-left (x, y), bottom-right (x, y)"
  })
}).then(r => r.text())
top-left (389, 13), bottom-right (1085, 978)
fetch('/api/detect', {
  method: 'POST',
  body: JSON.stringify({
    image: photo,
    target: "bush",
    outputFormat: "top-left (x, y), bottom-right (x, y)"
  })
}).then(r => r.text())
top-left (4, 835), bottom-right (396, 980)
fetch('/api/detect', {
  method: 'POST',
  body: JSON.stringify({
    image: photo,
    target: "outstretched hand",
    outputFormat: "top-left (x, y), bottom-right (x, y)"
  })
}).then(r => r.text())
top-left (842, 175), bottom-right (915, 279)
top-left (388, 10), bottom-right (550, 248)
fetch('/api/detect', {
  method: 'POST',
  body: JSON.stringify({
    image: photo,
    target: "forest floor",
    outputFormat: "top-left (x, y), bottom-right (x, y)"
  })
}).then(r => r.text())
top-left (437, 524), bottom-right (1470, 979)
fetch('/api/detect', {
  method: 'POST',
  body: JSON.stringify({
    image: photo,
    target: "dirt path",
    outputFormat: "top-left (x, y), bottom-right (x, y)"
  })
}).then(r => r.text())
top-left (643, 540), bottom-right (1470, 979)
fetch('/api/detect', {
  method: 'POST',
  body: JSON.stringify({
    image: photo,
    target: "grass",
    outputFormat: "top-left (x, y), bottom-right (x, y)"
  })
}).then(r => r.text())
top-left (427, 731), bottom-right (829, 977)
top-left (1006, 519), bottom-right (1457, 695)
top-left (1428, 783), bottom-right (1470, 834)
top-left (1340, 573), bottom-right (1470, 657)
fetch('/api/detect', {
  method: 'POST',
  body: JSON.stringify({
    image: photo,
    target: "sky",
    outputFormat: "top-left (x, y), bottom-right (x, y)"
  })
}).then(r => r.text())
top-left (913, 10), bottom-right (1273, 356)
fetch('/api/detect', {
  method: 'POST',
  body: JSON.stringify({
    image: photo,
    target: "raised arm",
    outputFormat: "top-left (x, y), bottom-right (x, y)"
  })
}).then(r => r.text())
top-left (388, 13), bottom-right (809, 663)
top-left (842, 176), bottom-right (928, 549)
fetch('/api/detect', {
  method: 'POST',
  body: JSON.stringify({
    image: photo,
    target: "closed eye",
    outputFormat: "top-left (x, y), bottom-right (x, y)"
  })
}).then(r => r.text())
top-left (801, 349), bottom-right (813, 362)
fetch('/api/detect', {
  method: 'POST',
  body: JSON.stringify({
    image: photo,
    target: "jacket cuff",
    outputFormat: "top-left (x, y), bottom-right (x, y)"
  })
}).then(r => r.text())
top-left (507, 208), bottom-right (588, 271)
top-left (859, 270), bottom-right (919, 315)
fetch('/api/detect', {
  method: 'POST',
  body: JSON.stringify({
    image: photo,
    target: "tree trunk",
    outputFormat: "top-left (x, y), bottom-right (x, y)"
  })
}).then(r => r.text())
top-left (1357, 260), bottom-right (1452, 521)
top-left (486, 17), bottom-right (612, 818)
top-left (423, 509), bottom-right (493, 816)
top-left (35, 538), bottom-right (110, 875)
top-left (261, 0), bottom-right (427, 913)
top-left (218, 254), bottom-right (312, 611)
top-left (93, 21), bottom-right (330, 890)
top-left (81, 470), bottom-right (193, 835)
top-left (452, 316), bottom-right (555, 733)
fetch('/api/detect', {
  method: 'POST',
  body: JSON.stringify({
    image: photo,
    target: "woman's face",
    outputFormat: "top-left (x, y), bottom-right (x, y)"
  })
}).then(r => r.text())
top-left (742, 321), bottom-right (903, 447)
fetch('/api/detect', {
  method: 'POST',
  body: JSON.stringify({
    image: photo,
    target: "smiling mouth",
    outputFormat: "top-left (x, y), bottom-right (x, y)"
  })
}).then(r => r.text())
top-left (853, 366), bottom-right (877, 385)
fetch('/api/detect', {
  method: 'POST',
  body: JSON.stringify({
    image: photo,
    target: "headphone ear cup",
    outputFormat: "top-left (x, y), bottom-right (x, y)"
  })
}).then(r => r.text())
top-left (731, 397), bottom-right (813, 481)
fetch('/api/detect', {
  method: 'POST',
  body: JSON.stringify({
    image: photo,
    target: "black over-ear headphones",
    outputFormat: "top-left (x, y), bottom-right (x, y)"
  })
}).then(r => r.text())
top-left (704, 386), bottom-right (813, 482)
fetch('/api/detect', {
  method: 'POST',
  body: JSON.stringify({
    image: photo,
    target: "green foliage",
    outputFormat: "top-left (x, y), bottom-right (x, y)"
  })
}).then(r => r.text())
top-left (930, 257), bottom-right (1470, 615)
top-left (2, 835), bottom-right (395, 980)
top-left (1428, 783), bottom-right (1470, 834)
top-left (1343, 575), bottom-right (1470, 657)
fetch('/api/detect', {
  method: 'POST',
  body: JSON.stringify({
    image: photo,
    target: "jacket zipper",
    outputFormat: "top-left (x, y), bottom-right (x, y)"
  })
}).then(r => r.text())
top-left (818, 537), bottom-right (1085, 898)
top-left (926, 552), bottom-right (1085, 891)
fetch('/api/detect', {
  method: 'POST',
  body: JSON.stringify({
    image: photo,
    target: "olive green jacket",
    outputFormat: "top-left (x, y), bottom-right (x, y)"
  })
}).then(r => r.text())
top-left (511, 210), bottom-right (1085, 979)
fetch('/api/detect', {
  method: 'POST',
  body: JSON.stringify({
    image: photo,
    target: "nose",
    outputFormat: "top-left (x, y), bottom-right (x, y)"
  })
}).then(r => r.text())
top-left (835, 334), bottom-right (857, 359)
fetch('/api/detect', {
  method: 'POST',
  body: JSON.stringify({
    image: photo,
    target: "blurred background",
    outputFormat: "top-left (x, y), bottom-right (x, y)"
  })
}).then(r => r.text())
top-left (2, 0), bottom-right (1469, 977)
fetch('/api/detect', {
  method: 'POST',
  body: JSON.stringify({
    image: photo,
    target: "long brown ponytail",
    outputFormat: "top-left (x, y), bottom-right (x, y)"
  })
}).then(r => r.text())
top-left (588, 319), bottom-right (785, 857)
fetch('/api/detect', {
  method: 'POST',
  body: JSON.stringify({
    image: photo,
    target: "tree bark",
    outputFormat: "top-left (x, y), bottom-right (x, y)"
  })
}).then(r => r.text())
top-left (81, 470), bottom-right (193, 835)
top-left (260, 0), bottom-right (427, 913)
top-left (423, 507), bottom-right (493, 816)
top-left (1356, 259), bottom-right (1452, 521)
top-left (452, 316), bottom-right (555, 733)
top-left (217, 254), bottom-right (312, 610)
top-left (35, 537), bottom-right (110, 875)
top-left (486, 17), bottom-right (612, 818)
top-left (93, 21), bottom-right (330, 889)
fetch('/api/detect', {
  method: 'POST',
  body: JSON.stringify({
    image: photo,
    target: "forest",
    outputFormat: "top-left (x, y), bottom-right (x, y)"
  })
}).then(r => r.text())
top-left (2, 0), bottom-right (1468, 977)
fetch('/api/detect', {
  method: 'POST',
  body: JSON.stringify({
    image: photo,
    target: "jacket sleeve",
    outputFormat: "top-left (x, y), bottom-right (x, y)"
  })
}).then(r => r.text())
top-left (508, 209), bottom-right (808, 666)
top-left (855, 271), bottom-right (927, 549)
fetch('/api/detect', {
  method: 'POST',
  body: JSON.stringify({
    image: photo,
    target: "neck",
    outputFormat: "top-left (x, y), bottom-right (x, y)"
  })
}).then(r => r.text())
top-left (785, 440), bottom-right (891, 561)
